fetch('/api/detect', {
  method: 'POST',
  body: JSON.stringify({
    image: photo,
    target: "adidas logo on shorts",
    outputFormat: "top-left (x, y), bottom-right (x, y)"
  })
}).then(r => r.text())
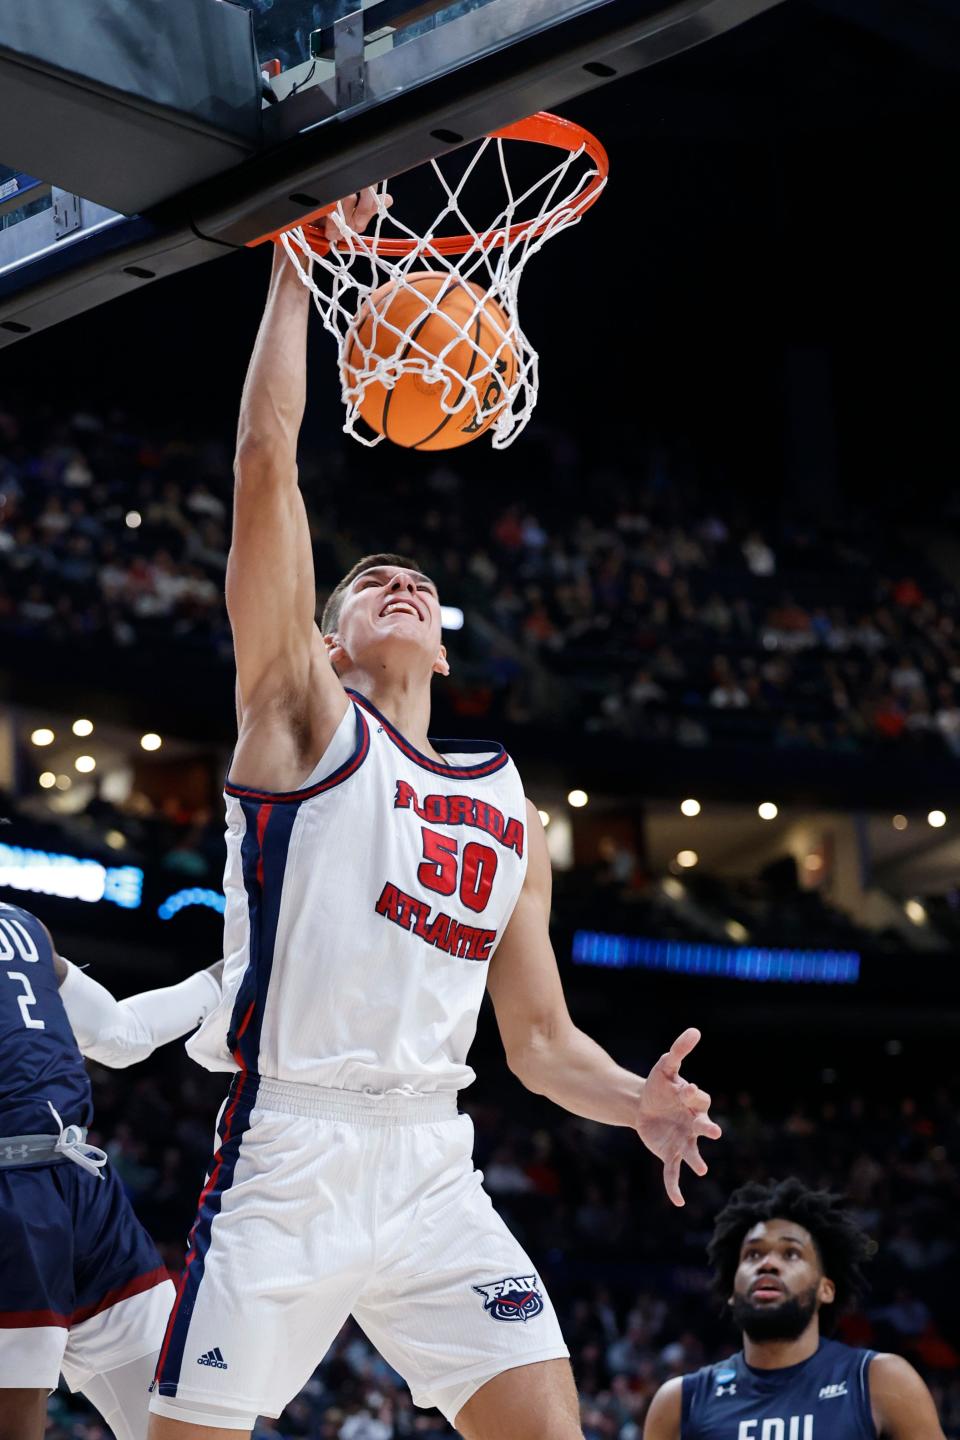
top-left (197, 1347), bottom-right (228, 1370)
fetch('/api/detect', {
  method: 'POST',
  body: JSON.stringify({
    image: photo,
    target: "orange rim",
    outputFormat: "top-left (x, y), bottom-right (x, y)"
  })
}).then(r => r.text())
top-left (250, 111), bottom-right (608, 254)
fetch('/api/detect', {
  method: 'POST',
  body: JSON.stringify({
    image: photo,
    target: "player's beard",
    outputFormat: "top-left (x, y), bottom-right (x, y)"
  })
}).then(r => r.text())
top-left (731, 1284), bottom-right (819, 1341)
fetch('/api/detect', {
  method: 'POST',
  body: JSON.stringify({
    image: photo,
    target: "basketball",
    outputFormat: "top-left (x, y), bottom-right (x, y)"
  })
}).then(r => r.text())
top-left (343, 271), bottom-right (518, 450)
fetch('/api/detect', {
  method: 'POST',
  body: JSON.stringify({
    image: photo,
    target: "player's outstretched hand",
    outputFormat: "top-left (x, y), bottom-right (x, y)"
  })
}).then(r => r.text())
top-left (323, 187), bottom-right (393, 247)
top-left (635, 1028), bottom-right (722, 1209)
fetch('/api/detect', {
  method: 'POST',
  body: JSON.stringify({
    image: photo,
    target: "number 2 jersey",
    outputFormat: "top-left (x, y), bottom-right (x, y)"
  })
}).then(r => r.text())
top-left (0, 902), bottom-right (92, 1134)
top-left (188, 690), bottom-right (528, 1094)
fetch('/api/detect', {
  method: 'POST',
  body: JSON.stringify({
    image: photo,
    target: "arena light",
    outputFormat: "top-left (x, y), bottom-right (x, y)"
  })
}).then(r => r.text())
top-left (0, 842), bottom-right (142, 908)
top-left (927, 809), bottom-right (947, 828)
top-left (55, 775), bottom-right (71, 791)
top-left (661, 877), bottom-right (685, 899)
top-left (572, 931), bottom-right (860, 984)
top-left (72, 718), bottom-right (94, 737)
top-left (538, 809), bottom-right (551, 827)
top-left (140, 733), bottom-right (162, 752)
top-left (158, 887), bottom-right (226, 921)
top-left (105, 830), bottom-right (126, 850)
top-left (758, 801), bottom-right (778, 821)
top-left (904, 898), bottom-right (927, 925)
top-left (567, 789), bottom-right (588, 808)
top-left (676, 849), bottom-right (698, 869)
top-left (125, 510), bottom-right (142, 529)
top-left (439, 605), bottom-right (464, 631)
top-left (38, 771), bottom-right (56, 789)
top-left (892, 814), bottom-right (908, 831)
top-left (74, 754), bottom-right (96, 774)
top-left (725, 919), bottom-right (749, 942)
top-left (680, 798), bottom-right (701, 817)
top-left (30, 727), bottom-right (54, 747)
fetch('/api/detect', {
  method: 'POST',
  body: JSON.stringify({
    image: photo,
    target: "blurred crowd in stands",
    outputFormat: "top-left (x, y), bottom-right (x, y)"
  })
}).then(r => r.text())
top-left (4, 403), bottom-right (960, 762)
top-left (45, 1041), bottom-right (960, 1438)
top-left (3, 401), bottom-right (957, 1437)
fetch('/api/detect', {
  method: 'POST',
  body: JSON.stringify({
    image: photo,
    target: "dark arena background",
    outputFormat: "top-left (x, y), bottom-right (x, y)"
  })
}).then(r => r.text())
top-left (1, 1), bottom-right (959, 1436)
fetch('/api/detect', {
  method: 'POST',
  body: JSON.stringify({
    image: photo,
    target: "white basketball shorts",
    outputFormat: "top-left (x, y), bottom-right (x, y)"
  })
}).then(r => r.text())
top-left (150, 1079), bottom-right (568, 1427)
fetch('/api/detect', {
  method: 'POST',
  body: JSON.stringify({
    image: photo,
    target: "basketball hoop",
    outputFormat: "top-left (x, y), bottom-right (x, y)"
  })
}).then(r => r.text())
top-left (254, 113), bottom-right (608, 450)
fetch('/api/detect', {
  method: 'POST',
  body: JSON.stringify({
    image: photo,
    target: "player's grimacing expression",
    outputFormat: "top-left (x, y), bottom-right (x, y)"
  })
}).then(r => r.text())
top-left (328, 565), bottom-right (448, 675)
top-left (733, 1218), bottom-right (835, 1312)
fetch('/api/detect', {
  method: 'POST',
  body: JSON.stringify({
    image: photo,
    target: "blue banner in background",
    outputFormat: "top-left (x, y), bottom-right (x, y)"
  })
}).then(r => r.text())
top-left (573, 931), bottom-right (860, 984)
top-left (0, 841), bottom-right (143, 909)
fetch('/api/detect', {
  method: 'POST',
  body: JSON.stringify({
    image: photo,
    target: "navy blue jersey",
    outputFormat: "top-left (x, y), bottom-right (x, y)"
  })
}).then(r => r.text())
top-left (0, 902), bottom-right (92, 1134)
top-left (682, 1338), bottom-right (877, 1440)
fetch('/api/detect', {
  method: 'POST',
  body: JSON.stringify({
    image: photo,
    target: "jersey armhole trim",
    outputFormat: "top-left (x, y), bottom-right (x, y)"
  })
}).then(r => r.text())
top-left (859, 1350), bottom-right (878, 1438)
top-left (680, 1372), bottom-right (694, 1429)
top-left (224, 707), bottom-right (370, 802)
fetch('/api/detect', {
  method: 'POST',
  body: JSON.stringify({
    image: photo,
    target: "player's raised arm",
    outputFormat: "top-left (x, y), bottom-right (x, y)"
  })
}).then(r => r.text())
top-left (226, 243), bottom-right (327, 716)
top-left (486, 801), bottom-right (721, 1207)
top-left (227, 193), bottom-right (384, 727)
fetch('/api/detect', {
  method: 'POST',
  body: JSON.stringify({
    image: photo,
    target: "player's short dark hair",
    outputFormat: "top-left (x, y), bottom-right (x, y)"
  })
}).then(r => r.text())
top-left (320, 552), bottom-right (427, 634)
top-left (707, 1177), bottom-right (876, 1330)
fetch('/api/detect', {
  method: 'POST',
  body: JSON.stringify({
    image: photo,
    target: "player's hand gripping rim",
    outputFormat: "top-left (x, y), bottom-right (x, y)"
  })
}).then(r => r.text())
top-left (635, 1027), bottom-right (722, 1208)
top-left (272, 187), bottom-right (395, 263)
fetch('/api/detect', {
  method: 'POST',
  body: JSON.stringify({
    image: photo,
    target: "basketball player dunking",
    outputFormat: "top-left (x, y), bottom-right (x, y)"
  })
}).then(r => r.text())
top-left (148, 196), bottom-right (721, 1440)
top-left (644, 1178), bottom-right (945, 1440)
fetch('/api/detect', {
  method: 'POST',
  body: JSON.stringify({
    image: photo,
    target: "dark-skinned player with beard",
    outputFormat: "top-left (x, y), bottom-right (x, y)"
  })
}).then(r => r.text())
top-left (644, 1178), bottom-right (945, 1440)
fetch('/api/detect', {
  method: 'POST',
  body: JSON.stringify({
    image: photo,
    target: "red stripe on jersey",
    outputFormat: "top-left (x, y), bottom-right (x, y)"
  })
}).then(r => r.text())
top-left (256, 803), bottom-right (273, 886)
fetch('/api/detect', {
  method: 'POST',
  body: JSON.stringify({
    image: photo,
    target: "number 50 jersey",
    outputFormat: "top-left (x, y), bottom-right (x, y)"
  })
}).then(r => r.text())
top-left (188, 692), bottom-right (529, 1094)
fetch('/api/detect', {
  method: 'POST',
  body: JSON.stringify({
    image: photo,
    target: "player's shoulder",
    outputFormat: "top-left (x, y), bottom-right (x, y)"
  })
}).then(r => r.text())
top-left (0, 899), bottom-right (35, 924)
top-left (644, 1375), bottom-right (684, 1439)
top-left (866, 1350), bottom-right (943, 1436)
top-left (0, 899), bottom-right (51, 944)
top-left (867, 1349), bottom-right (926, 1387)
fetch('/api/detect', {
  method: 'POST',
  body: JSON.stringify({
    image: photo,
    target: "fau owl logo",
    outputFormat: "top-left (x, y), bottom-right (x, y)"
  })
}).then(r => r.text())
top-left (473, 1275), bottom-right (544, 1323)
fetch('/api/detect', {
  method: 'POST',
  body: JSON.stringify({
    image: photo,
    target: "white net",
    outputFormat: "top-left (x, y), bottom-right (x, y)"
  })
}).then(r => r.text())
top-left (278, 118), bottom-right (606, 450)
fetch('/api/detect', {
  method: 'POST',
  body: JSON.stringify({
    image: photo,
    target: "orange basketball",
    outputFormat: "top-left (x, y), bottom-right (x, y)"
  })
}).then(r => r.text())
top-left (343, 271), bottom-right (518, 450)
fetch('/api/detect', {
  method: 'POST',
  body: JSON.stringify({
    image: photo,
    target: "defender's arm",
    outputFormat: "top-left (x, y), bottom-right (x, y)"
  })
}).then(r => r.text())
top-left (56, 955), bottom-right (222, 1068)
top-left (870, 1353), bottom-right (946, 1439)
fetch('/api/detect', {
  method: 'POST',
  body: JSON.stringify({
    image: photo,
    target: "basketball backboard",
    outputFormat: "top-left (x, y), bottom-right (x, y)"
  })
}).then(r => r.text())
top-left (0, 0), bottom-right (784, 347)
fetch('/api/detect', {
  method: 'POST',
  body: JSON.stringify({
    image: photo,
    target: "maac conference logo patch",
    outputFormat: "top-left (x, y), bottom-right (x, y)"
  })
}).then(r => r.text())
top-left (473, 1274), bottom-right (544, 1323)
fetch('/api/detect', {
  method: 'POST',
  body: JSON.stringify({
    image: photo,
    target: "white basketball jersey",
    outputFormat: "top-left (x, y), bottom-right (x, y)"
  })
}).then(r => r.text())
top-left (187, 690), bottom-right (528, 1093)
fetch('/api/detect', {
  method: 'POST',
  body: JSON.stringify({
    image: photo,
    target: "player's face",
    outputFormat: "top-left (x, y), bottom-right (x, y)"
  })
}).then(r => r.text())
top-left (729, 1219), bottom-right (835, 1341)
top-left (331, 565), bottom-right (447, 676)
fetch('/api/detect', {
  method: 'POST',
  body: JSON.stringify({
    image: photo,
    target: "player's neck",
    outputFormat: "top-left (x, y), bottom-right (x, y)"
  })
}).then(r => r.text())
top-left (346, 671), bottom-right (438, 759)
top-left (742, 1321), bottom-right (821, 1371)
